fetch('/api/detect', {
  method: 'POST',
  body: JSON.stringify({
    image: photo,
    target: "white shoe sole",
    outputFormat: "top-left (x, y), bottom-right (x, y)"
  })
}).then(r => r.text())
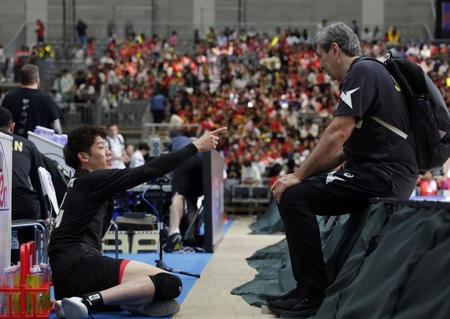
top-left (121, 299), bottom-right (180, 317)
top-left (62, 298), bottom-right (89, 319)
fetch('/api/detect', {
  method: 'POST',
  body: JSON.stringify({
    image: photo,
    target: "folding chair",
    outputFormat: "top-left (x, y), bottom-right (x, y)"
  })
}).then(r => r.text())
top-left (231, 185), bottom-right (252, 204)
top-left (38, 167), bottom-right (60, 219)
top-left (251, 186), bottom-right (271, 204)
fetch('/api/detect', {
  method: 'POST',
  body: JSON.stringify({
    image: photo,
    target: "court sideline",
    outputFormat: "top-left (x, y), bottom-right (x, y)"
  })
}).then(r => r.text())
top-left (177, 215), bottom-right (284, 318)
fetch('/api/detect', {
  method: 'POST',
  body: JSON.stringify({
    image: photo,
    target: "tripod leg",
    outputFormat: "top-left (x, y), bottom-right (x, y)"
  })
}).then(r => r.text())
top-left (183, 204), bottom-right (203, 242)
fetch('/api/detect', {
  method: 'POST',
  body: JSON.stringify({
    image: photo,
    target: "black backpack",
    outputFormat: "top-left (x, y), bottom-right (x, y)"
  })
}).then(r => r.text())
top-left (363, 50), bottom-right (450, 172)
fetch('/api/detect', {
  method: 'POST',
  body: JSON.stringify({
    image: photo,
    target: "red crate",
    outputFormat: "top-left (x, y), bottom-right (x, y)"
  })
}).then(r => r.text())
top-left (0, 242), bottom-right (52, 318)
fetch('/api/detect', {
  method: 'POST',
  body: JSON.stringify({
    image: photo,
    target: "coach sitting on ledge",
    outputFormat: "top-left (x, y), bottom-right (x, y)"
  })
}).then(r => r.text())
top-left (268, 22), bottom-right (418, 317)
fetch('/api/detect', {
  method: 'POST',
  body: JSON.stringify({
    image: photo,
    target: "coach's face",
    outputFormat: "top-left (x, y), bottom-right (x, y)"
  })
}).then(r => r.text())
top-left (79, 135), bottom-right (112, 171)
top-left (316, 43), bottom-right (343, 81)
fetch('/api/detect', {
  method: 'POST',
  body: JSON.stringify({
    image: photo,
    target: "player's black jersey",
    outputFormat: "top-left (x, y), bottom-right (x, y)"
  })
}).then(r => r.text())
top-left (48, 143), bottom-right (197, 258)
top-left (335, 57), bottom-right (417, 198)
top-left (7, 132), bottom-right (47, 220)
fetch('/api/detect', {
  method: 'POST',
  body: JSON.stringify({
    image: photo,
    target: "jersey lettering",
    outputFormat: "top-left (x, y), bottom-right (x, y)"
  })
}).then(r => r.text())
top-left (13, 141), bottom-right (23, 152)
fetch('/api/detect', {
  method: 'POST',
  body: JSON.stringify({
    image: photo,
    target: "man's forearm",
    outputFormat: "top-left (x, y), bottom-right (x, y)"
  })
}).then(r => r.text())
top-left (294, 144), bottom-right (345, 181)
top-left (52, 119), bottom-right (62, 134)
top-left (294, 127), bottom-right (348, 181)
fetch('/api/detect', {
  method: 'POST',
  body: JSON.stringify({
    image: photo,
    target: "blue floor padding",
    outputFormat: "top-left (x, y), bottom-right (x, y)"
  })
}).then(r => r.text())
top-left (49, 219), bottom-right (233, 318)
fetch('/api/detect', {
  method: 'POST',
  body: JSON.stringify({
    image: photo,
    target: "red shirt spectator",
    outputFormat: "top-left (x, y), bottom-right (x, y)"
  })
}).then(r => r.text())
top-left (35, 20), bottom-right (45, 43)
top-left (418, 172), bottom-right (438, 196)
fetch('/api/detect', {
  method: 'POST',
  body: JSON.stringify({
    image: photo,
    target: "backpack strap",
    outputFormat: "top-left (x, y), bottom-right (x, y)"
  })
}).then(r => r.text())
top-left (355, 56), bottom-right (409, 140)
top-left (357, 56), bottom-right (385, 67)
top-left (118, 134), bottom-right (124, 146)
top-left (106, 137), bottom-right (112, 150)
top-left (370, 116), bottom-right (408, 139)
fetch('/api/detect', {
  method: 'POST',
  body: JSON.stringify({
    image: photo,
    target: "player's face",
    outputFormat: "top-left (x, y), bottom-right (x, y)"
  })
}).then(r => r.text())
top-left (85, 136), bottom-right (112, 171)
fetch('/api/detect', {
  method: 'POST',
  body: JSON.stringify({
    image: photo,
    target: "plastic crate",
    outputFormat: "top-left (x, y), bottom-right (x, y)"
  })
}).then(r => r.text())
top-left (0, 242), bottom-right (52, 318)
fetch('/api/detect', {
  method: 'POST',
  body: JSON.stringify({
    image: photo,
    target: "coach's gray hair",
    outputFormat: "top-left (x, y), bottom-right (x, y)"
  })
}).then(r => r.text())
top-left (313, 22), bottom-right (362, 56)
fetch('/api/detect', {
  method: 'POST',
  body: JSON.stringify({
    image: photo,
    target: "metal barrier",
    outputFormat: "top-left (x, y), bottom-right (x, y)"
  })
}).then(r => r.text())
top-left (61, 102), bottom-right (96, 130)
top-left (141, 122), bottom-right (200, 142)
top-left (105, 101), bottom-right (149, 130)
top-left (11, 219), bottom-right (49, 264)
top-left (231, 185), bottom-right (271, 205)
top-left (61, 100), bottom-right (151, 132)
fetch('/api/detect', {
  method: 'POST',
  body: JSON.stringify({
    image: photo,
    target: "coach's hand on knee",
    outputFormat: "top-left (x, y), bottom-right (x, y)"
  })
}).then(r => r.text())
top-left (271, 173), bottom-right (301, 203)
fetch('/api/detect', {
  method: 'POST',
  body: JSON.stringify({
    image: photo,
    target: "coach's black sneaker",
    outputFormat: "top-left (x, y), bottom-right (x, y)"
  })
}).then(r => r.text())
top-left (268, 296), bottom-right (323, 317)
top-left (164, 233), bottom-right (183, 252)
top-left (266, 287), bottom-right (306, 302)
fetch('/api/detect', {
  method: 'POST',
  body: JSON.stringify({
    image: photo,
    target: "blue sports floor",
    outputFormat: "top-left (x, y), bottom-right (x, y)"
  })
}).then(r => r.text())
top-left (49, 219), bottom-right (232, 318)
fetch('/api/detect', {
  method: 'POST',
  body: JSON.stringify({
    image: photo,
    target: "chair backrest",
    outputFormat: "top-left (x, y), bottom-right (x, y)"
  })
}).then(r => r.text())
top-left (252, 186), bottom-right (270, 198)
top-left (232, 185), bottom-right (251, 198)
top-left (252, 186), bottom-right (271, 204)
top-left (231, 185), bottom-right (251, 204)
top-left (38, 167), bottom-right (60, 216)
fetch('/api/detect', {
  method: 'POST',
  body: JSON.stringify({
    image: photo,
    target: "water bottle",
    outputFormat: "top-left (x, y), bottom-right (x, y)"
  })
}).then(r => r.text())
top-left (38, 263), bottom-right (51, 311)
top-left (51, 134), bottom-right (60, 144)
top-left (38, 127), bottom-right (54, 140)
top-left (10, 230), bottom-right (19, 250)
top-left (10, 231), bottom-right (19, 266)
top-left (26, 265), bottom-right (41, 315)
top-left (3, 265), bottom-right (19, 314)
top-left (59, 134), bottom-right (68, 145)
top-left (12, 265), bottom-right (20, 314)
top-left (34, 126), bottom-right (44, 135)
top-left (38, 263), bottom-right (49, 283)
top-left (0, 268), bottom-right (8, 315)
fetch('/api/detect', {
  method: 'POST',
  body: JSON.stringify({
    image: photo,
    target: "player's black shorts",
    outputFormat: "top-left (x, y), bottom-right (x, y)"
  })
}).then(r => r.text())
top-left (51, 252), bottom-right (129, 299)
top-left (171, 155), bottom-right (203, 200)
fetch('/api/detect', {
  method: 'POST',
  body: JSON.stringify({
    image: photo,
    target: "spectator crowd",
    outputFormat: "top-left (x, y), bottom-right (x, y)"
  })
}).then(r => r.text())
top-left (1, 23), bottom-right (450, 194)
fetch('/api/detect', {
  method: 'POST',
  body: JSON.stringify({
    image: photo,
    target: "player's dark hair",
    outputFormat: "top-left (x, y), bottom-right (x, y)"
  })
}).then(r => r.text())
top-left (64, 125), bottom-right (106, 170)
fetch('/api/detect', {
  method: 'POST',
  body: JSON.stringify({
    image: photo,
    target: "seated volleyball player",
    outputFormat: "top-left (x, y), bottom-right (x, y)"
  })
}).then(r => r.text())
top-left (48, 125), bottom-right (226, 319)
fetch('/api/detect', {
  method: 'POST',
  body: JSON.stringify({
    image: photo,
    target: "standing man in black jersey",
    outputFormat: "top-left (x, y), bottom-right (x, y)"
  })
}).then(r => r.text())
top-left (1, 64), bottom-right (61, 137)
top-left (0, 106), bottom-right (47, 263)
top-left (48, 125), bottom-right (226, 319)
top-left (268, 22), bottom-right (418, 317)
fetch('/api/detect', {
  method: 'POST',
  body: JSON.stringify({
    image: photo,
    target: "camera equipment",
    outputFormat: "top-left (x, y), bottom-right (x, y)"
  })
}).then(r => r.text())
top-left (149, 137), bottom-right (162, 157)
